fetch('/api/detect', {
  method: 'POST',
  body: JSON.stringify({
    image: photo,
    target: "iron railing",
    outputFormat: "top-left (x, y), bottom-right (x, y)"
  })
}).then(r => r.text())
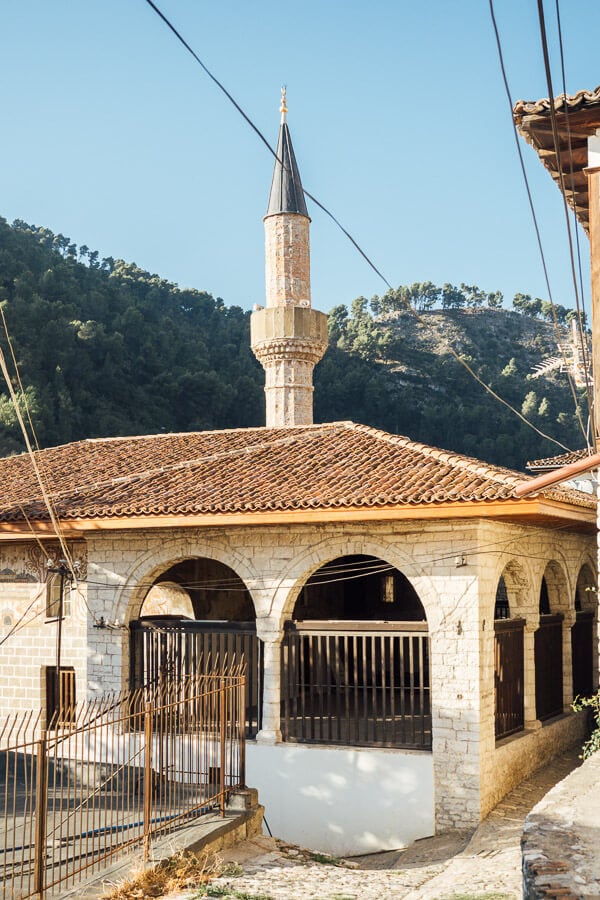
top-left (535, 614), bottom-right (564, 721)
top-left (0, 671), bottom-right (245, 899)
top-left (281, 621), bottom-right (431, 749)
top-left (130, 619), bottom-right (262, 737)
top-left (571, 610), bottom-right (595, 698)
top-left (495, 618), bottom-right (525, 740)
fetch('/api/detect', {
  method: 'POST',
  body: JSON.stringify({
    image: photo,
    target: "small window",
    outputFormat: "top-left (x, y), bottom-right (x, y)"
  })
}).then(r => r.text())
top-left (46, 577), bottom-right (71, 619)
top-left (46, 666), bottom-right (76, 727)
top-left (494, 576), bottom-right (510, 619)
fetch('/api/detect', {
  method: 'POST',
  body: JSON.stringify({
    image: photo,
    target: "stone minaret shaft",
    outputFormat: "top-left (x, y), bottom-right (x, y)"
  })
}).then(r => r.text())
top-left (251, 90), bottom-right (327, 427)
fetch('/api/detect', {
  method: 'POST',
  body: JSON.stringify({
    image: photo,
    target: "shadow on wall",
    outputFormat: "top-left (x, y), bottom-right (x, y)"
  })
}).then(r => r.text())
top-left (245, 742), bottom-right (434, 856)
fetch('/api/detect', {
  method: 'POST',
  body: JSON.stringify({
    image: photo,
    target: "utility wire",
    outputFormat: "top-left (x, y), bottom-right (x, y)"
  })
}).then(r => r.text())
top-left (536, 0), bottom-right (593, 438)
top-left (552, 0), bottom-right (594, 427)
top-left (142, 0), bottom-right (576, 454)
top-left (0, 308), bottom-right (59, 560)
top-left (84, 519), bottom-right (589, 600)
top-left (0, 584), bottom-right (46, 648)
top-left (488, 0), bottom-right (589, 448)
top-left (0, 344), bottom-right (79, 581)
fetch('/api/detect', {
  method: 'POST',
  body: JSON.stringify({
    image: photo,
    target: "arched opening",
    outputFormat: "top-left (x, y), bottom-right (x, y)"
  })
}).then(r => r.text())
top-left (494, 575), bottom-right (510, 620)
top-left (130, 557), bottom-right (260, 735)
top-left (139, 558), bottom-right (255, 621)
top-left (494, 567), bottom-right (525, 740)
top-left (292, 555), bottom-right (426, 622)
top-left (572, 564), bottom-right (596, 698)
top-left (281, 555), bottom-right (430, 749)
top-left (534, 564), bottom-right (565, 721)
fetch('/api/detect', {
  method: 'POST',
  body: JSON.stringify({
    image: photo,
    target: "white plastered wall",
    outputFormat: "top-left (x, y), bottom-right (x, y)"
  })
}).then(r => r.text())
top-left (246, 742), bottom-right (434, 856)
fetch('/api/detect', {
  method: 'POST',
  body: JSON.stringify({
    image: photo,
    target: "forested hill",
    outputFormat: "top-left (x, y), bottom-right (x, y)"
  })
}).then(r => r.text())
top-left (0, 217), bottom-right (589, 471)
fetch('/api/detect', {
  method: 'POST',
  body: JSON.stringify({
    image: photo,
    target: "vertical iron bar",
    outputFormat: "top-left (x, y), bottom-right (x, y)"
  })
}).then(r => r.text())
top-left (219, 679), bottom-right (226, 817)
top-left (143, 703), bottom-right (153, 861)
top-left (33, 729), bottom-right (48, 900)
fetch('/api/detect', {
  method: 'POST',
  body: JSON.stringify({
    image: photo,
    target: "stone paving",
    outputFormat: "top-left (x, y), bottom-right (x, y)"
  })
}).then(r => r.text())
top-left (167, 748), bottom-right (581, 900)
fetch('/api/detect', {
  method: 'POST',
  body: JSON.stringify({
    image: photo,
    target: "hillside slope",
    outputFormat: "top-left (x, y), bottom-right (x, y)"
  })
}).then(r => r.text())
top-left (0, 217), bottom-right (589, 470)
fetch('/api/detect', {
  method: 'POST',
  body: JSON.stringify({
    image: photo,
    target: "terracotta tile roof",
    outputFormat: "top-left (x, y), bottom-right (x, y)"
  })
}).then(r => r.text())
top-left (0, 422), bottom-right (593, 524)
top-left (527, 447), bottom-right (594, 471)
top-left (513, 86), bottom-right (600, 234)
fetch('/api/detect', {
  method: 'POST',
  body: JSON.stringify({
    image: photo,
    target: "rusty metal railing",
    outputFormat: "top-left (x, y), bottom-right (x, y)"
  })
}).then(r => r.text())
top-left (0, 669), bottom-right (246, 899)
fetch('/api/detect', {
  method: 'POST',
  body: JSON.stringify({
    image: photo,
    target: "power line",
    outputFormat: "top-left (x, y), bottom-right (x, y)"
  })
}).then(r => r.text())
top-left (550, 0), bottom-right (594, 429)
top-left (488, 0), bottom-right (590, 450)
top-left (0, 584), bottom-right (46, 648)
top-left (535, 0), bottom-right (593, 434)
top-left (0, 343), bottom-right (78, 582)
top-left (143, 0), bottom-right (577, 455)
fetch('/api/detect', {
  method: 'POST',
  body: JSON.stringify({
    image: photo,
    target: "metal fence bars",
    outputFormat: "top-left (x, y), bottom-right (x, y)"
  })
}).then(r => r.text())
top-left (534, 614), bottom-right (564, 721)
top-left (495, 618), bottom-right (525, 740)
top-left (281, 621), bottom-right (431, 749)
top-left (0, 671), bottom-right (245, 900)
top-left (571, 610), bottom-right (595, 698)
top-left (130, 619), bottom-right (262, 737)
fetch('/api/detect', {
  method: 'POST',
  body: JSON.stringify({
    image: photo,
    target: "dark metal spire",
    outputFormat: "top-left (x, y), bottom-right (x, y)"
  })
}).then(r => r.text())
top-left (265, 88), bottom-right (309, 219)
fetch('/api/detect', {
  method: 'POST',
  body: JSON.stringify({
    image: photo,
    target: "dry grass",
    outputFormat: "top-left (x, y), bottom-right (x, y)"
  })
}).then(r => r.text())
top-left (103, 849), bottom-right (222, 899)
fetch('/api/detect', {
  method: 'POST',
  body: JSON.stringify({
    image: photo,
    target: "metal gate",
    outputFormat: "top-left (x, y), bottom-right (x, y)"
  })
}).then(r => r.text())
top-left (130, 619), bottom-right (262, 737)
top-left (495, 618), bottom-right (525, 739)
top-left (281, 621), bottom-right (431, 749)
top-left (535, 614), bottom-right (564, 721)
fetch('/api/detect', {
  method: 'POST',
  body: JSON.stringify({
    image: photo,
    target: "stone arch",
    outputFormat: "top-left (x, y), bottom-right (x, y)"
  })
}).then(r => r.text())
top-left (278, 547), bottom-right (432, 752)
top-left (540, 559), bottom-right (570, 619)
top-left (571, 561), bottom-right (597, 698)
top-left (290, 554), bottom-right (427, 623)
top-left (575, 562), bottom-right (597, 612)
top-left (492, 558), bottom-right (535, 622)
top-left (115, 539), bottom-right (261, 626)
top-left (534, 560), bottom-right (568, 721)
top-left (266, 535), bottom-right (441, 633)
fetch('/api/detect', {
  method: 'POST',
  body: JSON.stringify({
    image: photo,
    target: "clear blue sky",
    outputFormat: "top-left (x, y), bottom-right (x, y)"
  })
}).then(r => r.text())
top-left (1, 1), bottom-right (599, 315)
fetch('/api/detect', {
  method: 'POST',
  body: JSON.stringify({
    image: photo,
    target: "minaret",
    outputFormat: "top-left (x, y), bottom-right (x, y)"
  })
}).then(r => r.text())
top-left (251, 89), bottom-right (328, 427)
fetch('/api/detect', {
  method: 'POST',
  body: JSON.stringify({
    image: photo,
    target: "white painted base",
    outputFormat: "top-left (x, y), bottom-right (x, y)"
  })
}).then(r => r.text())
top-left (245, 742), bottom-right (434, 857)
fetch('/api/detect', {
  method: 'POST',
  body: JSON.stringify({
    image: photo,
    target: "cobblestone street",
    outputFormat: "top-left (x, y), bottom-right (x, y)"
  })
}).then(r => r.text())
top-left (173, 749), bottom-right (580, 900)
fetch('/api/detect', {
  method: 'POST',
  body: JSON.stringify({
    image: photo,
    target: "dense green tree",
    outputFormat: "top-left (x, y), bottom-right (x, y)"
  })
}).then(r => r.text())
top-left (0, 218), bottom-right (587, 471)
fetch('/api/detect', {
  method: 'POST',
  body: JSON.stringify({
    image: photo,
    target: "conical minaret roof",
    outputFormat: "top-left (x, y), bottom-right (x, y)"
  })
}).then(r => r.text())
top-left (265, 89), bottom-right (309, 219)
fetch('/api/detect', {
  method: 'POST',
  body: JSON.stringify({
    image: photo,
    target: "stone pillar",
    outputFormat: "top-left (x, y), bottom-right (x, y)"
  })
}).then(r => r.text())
top-left (524, 622), bottom-right (541, 730)
top-left (561, 609), bottom-right (575, 708)
top-left (264, 214), bottom-right (311, 308)
top-left (255, 620), bottom-right (283, 744)
top-left (251, 306), bottom-right (328, 427)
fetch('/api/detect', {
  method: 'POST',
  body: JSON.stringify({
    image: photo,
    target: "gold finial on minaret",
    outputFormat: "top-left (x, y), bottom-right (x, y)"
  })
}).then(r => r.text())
top-left (280, 85), bottom-right (288, 123)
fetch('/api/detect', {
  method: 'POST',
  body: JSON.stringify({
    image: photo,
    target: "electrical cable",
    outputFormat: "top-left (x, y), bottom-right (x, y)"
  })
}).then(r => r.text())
top-left (535, 0), bottom-right (594, 440)
top-left (0, 342), bottom-right (78, 580)
top-left (143, 0), bottom-right (575, 454)
top-left (0, 309), bottom-right (63, 560)
top-left (488, 0), bottom-right (589, 449)
top-left (0, 584), bottom-right (46, 648)
top-left (552, 0), bottom-right (594, 422)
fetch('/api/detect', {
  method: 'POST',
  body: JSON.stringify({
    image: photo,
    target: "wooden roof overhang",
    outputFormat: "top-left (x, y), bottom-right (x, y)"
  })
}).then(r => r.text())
top-left (513, 87), bottom-right (600, 234)
top-left (0, 497), bottom-right (593, 540)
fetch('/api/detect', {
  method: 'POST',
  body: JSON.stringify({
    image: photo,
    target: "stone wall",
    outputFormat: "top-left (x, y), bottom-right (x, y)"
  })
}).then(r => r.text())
top-left (264, 213), bottom-right (311, 308)
top-left (522, 750), bottom-right (600, 897)
top-left (0, 542), bottom-right (88, 718)
top-left (80, 517), bottom-right (595, 832)
top-left (0, 515), bottom-right (594, 838)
